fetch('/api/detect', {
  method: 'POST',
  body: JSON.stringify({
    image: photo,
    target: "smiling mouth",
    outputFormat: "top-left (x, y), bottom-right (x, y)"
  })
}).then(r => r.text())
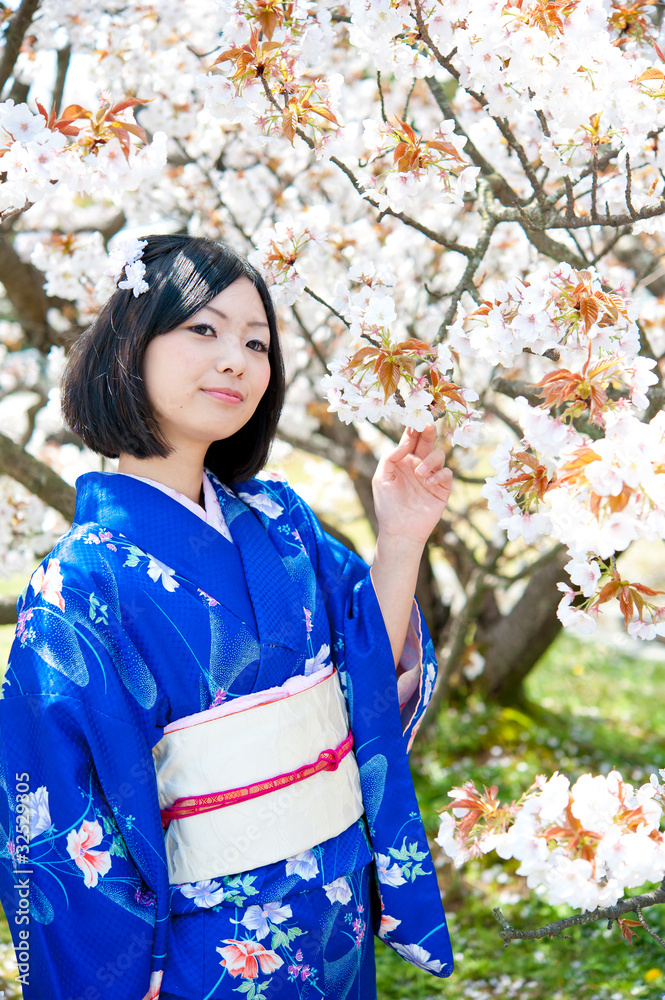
top-left (202, 388), bottom-right (244, 403)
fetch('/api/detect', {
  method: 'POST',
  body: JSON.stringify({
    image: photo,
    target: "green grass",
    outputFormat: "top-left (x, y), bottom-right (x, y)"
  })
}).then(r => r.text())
top-left (2, 626), bottom-right (665, 997)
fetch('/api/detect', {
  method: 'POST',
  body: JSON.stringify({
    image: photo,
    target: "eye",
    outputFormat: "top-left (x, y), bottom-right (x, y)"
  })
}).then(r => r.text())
top-left (248, 339), bottom-right (270, 354)
top-left (189, 323), bottom-right (217, 337)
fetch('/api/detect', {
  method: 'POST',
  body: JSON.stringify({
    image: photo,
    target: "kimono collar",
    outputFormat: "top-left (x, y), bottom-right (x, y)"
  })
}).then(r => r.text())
top-left (206, 473), bottom-right (305, 656)
top-left (74, 471), bottom-right (303, 653)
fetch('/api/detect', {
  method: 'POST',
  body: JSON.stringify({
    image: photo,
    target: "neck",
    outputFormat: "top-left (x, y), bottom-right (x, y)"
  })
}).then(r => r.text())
top-left (117, 452), bottom-right (206, 505)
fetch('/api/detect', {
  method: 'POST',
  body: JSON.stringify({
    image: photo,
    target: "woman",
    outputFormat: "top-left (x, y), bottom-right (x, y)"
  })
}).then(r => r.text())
top-left (0, 235), bottom-right (453, 999)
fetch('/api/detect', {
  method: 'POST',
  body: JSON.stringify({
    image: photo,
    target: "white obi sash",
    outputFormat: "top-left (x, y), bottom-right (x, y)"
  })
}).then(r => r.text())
top-left (152, 667), bottom-right (364, 884)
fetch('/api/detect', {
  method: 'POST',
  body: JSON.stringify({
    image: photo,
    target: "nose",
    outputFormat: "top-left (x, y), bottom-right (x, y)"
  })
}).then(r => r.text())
top-left (214, 335), bottom-right (245, 376)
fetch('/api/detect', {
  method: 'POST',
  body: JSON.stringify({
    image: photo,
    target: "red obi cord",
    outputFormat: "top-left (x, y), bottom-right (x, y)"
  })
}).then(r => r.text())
top-left (160, 730), bottom-right (354, 830)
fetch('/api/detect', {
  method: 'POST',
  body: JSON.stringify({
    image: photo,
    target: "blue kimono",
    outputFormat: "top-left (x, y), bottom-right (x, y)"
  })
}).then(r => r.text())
top-left (0, 470), bottom-right (452, 999)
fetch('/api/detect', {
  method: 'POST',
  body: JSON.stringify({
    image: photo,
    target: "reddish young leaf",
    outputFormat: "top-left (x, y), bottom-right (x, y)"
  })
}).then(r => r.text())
top-left (109, 97), bottom-right (148, 115)
top-left (307, 104), bottom-right (339, 127)
top-left (59, 104), bottom-right (90, 122)
top-left (619, 587), bottom-right (634, 627)
top-left (390, 114), bottom-right (417, 144)
top-left (395, 338), bottom-right (431, 353)
top-left (113, 121), bottom-right (146, 141)
top-left (631, 583), bottom-right (665, 597)
top-left (617, 917), bottom-right (642, 944)
top-left (347, 345), bottom-right (381, 367)
top-left (578, 295), bottom-right (600, 332)
top-left (596, 580), bottom-right (622, 604)
top-left (378, 358), bottom-right (400, 401)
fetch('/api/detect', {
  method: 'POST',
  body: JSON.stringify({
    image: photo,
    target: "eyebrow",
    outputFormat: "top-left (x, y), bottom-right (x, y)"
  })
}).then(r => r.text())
top-left (203, 304), bottom-right (270, 330)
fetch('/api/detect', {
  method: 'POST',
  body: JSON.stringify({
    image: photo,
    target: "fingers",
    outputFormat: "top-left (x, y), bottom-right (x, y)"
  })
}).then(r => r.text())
top-left (409, 422), bottom-right (438, 460)
top-left (413, 439), bottom-right (452, 496)
top-left (414, 435), bottom-right (444, 478)
top-left (418, 467), bottom-right (453, 496)
top-left (415, 454), bottom-right (451, 488)
top-left (381, 426), bottom-right (418, 470)
top-left (380, 424), bottom-right (448, 485)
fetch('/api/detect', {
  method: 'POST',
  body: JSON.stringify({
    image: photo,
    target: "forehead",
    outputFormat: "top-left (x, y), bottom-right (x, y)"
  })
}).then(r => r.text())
top-left (200, 277), bottom-right (269, 324)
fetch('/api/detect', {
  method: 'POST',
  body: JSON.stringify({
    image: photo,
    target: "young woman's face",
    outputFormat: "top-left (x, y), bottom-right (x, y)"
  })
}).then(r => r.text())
top-left (142, 277), bottom-right (272, 455)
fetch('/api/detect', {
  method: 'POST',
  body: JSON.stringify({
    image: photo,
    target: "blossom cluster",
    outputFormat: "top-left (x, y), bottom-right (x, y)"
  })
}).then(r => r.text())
top-left (322, 253), bottom-right (664, 637)
top-left (322, 261), bottom-right (480, 437)
top-left (0, 478), bottom-right (64, 581)
top-left (454, 261), bottom-right (665, 637)
top-left (0, 98), bottom-right (167, 218)
top-left (481, 404), bottom-right (665, 637)
top-left (448, 263), bottom-right (640, 369)
top-left (247, 209), bottom-right (329, 306)
top-left (197, 2), bottom-right (341, 154)
top-left (437, 769), bottom-right (665, 913)
top-left (362, 115), bottom-right (479, 213)
top-left (427, 0), bottom-right (665, 213)
top-left (14, 233), bottom-right (151, 321)
top-left (24, 232), bottom-right (112, 322)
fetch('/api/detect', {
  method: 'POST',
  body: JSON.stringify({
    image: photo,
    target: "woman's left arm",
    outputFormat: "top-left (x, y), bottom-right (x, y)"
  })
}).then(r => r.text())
top-left (370, 424), bottom-right (453, 665)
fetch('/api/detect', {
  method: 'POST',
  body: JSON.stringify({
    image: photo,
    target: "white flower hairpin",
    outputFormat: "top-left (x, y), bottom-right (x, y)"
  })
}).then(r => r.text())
top-left (107, 237), bottom-right (149, 297)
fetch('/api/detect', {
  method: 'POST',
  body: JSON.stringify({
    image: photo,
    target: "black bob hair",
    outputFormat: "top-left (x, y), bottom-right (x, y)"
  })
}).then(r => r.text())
top-left (61, 234), bottom-right (285, 484)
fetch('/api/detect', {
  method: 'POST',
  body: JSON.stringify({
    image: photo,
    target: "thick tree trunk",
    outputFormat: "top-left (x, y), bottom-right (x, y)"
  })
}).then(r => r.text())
top-left (475, 548), bottom-right (569, 703)
top-left (0, 596), bottom-right (18, 626)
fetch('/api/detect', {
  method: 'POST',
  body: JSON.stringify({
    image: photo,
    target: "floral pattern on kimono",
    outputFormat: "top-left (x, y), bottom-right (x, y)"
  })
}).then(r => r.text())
top-left (0, 470), bottom-right (452, 1000)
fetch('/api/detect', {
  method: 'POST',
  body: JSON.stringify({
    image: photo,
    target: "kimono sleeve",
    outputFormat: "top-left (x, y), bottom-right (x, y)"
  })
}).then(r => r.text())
top-left (289, 487), bottom-right (438, 749)
top-left (274, 484), bottom-right (455, 978)
top-left (0, 633), bottom-right (168, 999)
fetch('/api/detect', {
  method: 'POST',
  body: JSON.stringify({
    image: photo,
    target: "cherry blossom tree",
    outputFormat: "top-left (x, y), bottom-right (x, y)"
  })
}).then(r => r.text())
top-left (1, 0), bottom-right (665, 945)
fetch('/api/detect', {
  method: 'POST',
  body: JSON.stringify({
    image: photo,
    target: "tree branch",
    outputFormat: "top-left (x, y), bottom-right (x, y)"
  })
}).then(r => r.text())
top-left (0, 200), bottom-right (34, 228)
top-left (0, 233), bottom-right (54, 351)
top-left (636, 903), bottom-right (665, 949)
top-left (99, 209), bottom-right (127, 245)
top-left (425, 77), bottom-right (516, 206)
top-left (483, 400), bottom-right (524, 440)
top-left (52, 43), bottom-right (71, 117)
top-left (426, 567), bottom-right (491, 720)
top-left (624, 153), bottom-right (637, 220)
top-left (491, 376), bottom-right (541, 408)
top-left (259, 76), bottom-right (473, 256)
top-left (416, 6), bottom-right (545, 209)
top-left (645, 385), bottom-right (665, 422)
top-left (289, 304), bottom-right (328, 369)
top-left (376, 71), bottom-right (387, 123)
top-left (542, 201), bottom-right (665, 230)
top-left (303, 285), bottom-right (349, 328)
top-left (591, 145), bottom-right (599, 223)
top-left (276, 425), bottom-right (378, 532)
top-left (437, 212), bottom-right (498, 336)
top-left (0, 0), bottom-right (41, 97)
top-left (19, 389), bottom-right (47, 448)
top-left (493, 542), bottom-right (567, 585)
top-left (0, 432), bottom-right (76, 521)
top-left (519, 223), bottom-right (586, 268)
top-left (493, 879), bottom-right (665, 946)
top-left (613, 234), bottom-right (665, 297)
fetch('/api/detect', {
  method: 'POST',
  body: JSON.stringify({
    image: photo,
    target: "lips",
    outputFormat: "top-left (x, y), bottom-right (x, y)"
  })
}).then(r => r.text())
top-left (202, 387), bottom-right (244, 403)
